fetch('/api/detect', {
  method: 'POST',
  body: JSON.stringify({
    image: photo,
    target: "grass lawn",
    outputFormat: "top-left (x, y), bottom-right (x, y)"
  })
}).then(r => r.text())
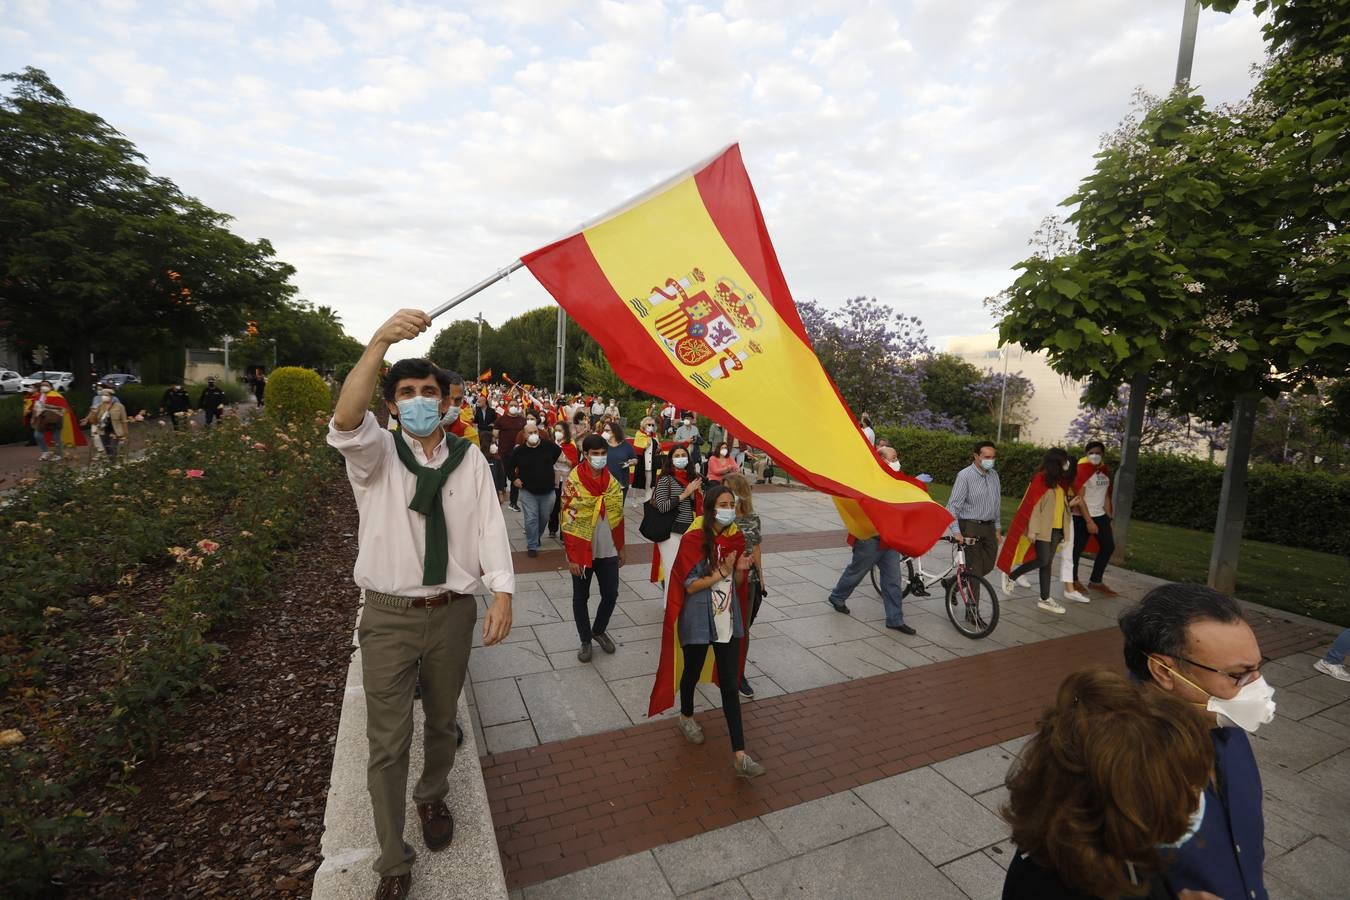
top-left (924, 482), bottom-right (1350, 628)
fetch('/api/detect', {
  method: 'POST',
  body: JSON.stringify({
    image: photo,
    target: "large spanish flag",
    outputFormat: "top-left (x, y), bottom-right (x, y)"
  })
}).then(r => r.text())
top-left (522, 144), bottom-right (951, 555)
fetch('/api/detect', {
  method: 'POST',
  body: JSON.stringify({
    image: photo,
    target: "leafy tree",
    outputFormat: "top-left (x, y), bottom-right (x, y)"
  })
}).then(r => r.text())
top-left (0, 68), bottom-right (298, 389)
top-left (428, 318), bottom-right (490, 377)
top-left (576, 351), bottom-right (630, 400)
top-left (911, 353), bottom-right (1036, 437)
top-left (966, 368), bottom-right (1036, 439)
top-left (230, 299), bottom-right (363, 372)
top-left (426, 307), bottom-right (612, 391)
top-left (798, 296), bottom-right (939, 428)
top-left (1067, 385), bottom-right (1229, 456)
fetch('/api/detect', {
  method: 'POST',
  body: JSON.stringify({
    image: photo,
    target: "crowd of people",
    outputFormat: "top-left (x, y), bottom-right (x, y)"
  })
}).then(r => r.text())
top-left (318, 309), bottom-right (1338, 900)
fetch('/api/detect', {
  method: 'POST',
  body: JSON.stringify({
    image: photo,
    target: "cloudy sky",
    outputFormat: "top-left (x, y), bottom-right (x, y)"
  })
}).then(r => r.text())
top-left (2, 1), bottom-right (1268, 359)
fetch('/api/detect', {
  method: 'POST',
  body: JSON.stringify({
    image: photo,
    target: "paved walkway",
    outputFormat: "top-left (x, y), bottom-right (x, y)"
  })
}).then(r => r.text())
top-left (467, 490), bottom-right (1350, 899)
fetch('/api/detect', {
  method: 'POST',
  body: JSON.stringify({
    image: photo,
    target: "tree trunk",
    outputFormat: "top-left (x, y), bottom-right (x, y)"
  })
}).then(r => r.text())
top-left (1208, 393), bottom-right (1258, 594)
top-left (1111, 371), bottom-right (1149, 565)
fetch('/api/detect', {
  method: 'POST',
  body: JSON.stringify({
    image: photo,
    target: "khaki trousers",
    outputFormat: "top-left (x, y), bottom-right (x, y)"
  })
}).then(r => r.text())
top-left (358, 594), bottom-right (477, 877)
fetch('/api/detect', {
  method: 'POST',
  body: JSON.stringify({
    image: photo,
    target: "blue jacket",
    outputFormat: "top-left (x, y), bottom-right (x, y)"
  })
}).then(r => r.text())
top-left (1165, 726), bottom-right (1266, 900)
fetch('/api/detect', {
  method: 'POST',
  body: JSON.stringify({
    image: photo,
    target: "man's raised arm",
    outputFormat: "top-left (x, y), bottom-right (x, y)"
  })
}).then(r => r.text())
top-left (333, 309), bottom-right (431, 431)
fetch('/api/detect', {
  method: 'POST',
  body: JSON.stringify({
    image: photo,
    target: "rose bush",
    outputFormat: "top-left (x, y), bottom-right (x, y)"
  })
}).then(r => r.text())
top-left (0, 411), bottom-right (337, 893)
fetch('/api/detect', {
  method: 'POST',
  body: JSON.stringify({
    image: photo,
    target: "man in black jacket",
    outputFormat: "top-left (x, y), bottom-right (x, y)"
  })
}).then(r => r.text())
top-left (508, 423), bottom-right (560, 557)
top-left (472, 392), bottom-right (496, 451)
top-left (200, 377), bottom-right (227, 426)
top-left (161, 383), bottom-right (192, 430)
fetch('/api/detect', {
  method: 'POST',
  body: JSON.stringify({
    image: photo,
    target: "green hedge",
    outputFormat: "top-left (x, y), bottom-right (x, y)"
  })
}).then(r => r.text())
top-left (876, 425), bottom-right (1350, 557)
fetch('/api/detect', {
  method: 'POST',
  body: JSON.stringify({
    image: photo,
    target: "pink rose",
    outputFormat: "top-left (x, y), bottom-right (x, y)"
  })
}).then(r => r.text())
top-left (185, 469), bottom-right (204, 478)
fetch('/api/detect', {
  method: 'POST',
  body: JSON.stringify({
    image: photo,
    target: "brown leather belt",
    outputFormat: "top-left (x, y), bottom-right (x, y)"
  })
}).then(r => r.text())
top-left (365, 589), bottom-right (472, 611)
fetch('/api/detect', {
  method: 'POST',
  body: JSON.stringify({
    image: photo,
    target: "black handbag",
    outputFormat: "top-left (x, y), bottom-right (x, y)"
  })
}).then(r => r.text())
top-left (639, 498), bottom-right (678, 542)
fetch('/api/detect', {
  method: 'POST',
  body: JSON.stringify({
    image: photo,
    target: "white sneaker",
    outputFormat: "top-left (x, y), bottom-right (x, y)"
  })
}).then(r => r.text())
top-left (1063, 588), bottom-right (1091, 604)
top-left (1314, 659), bottom-right (1350, 682)
top-left (1037, 598), bottom-right (1067, 615)
top-left (1016, 574), bottom-right (1033, 588)
top-left (1001, 572), bottom-right (1016, 595)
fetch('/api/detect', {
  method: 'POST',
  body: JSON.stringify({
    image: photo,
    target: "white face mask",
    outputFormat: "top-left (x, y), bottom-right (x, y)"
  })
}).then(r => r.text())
top-left (672, 456), bottom-right (689, 470)
top-left (526, 418), bottom-right (537, 427)
top-left (1062, 461), bottom-right (1071, 471)
top-left (602, 431), bottom-right (613, 441)
top-left (588, 454), bottom-right (607, 470)
top-left (887, 460), bottom-right (902, 472)
top-left (1156, 659), bottom-right (1277, 733)
top-left (489, 443), bottom-right (498, 454)
top-left (644, 425), bottom-right (654, 433)
top-left (683, 420), bottom-right (693, 428)
top-left (719, 448), bottom-right (729, 456)
top-left (1087, 453), bottom-right (1103, 466)
top-left (554, 430), bottom-right (564, 441)
top-left (1158, 792), bottom-right (1206, 849)
top-left (509, 406), bottom-right (520, 415)
top-left (714, 507), bottom-right (736, 525)
top-left (526, 433), bottom-right (540, 446)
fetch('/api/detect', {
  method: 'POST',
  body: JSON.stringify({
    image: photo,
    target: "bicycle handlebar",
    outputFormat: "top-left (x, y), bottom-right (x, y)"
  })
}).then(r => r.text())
top-left (941, 535), bottom-right (982, 545)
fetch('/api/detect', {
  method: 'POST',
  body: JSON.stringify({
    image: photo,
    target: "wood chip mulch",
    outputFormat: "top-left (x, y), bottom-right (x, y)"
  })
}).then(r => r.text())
top-left (73, 474), bottom-right (361, 898)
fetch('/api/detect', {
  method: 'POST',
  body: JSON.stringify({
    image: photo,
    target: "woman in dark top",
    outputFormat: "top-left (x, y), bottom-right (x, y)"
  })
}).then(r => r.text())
top-left (1002, 669), bottom-right (1215, 900)
top-left (603, 421), bottom-right (638, 499)
top-left (650, 446), bottom-right (702, 599)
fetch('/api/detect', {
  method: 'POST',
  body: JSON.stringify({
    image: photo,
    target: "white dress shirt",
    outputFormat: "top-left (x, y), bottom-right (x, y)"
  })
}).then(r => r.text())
top-left (328, 411), bottom-right (515, 598)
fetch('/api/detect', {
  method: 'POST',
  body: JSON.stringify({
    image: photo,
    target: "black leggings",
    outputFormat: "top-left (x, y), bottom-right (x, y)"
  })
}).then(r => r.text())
top-left (1009, 528), bottom-right (1063, 601)
top-left (1071, 514), bottom-right (1116, 584)
top-left (680, 638), bottom-right (744, 751)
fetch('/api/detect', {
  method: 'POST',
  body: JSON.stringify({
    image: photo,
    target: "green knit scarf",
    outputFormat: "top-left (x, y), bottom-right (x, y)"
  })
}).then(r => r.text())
top-left (392, 429), bottom-right (471, 586)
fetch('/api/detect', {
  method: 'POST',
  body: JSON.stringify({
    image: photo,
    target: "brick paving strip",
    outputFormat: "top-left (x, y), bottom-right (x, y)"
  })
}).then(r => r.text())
top-left (481, 610), bottom-right (1328, 889)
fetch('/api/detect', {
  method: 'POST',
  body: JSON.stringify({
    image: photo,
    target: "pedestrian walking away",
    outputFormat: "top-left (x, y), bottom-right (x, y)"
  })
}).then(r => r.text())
top-left (648, 446), bottom-right (703, 602)
top-left (561, 435), bottom-right (626, 662)
top-left (944, 441), bottom-right (1002, 587)
top-left (327, 309), bottom-right (514, 900)
top-left (508, 423), bottom-right (561, 557)
top-left (1069, 440), bottom-right (1117, 598)
top-left (648, 484), bottom-right (765, 778)
top-left (1312, 627), bottom-right (1350, 682)
top-left (998, 448), bottom-right (1076, 615)
top-left (200, 377), bottom-right (227, 427)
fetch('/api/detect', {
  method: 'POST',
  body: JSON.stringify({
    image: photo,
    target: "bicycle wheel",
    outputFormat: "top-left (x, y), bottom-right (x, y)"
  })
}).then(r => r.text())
top-left (869, 565), bottom-right (881, 597)
top-left (945, 571), bottom-right (999, 639)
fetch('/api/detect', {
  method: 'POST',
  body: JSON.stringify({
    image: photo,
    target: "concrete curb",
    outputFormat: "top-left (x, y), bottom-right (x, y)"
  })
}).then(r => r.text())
top-left (313, 610), bottom-right (508, 900)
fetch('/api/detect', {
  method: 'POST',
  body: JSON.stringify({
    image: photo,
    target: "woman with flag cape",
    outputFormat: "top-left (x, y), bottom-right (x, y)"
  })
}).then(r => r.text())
top-left (1069, 440), bottom-right (1118, 597)
top-left (997, 447), bottom-right (1076, 616)
top-left (647, 484), bottom-right (765, 778)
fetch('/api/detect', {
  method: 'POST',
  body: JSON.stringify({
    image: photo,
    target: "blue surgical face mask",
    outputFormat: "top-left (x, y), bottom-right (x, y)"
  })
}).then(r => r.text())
top-left (980, 458), bottom-right (995, 471)
top-left (714, 507), bottom-right (736, 525)
top-left (1159, 792), bottom-right (1205, 849)
top-left (397, 396), bottom-right (443, 437)
top-left (588, 454), bottom-right (607, 470)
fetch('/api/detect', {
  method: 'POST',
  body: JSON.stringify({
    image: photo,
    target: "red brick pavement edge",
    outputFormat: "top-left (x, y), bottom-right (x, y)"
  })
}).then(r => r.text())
top-left (481, 612), bottom-right (1329, 889)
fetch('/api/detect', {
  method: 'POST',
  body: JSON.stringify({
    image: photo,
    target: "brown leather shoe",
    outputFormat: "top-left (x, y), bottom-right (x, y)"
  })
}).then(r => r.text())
top-left (417, 799), bottom-right (454, 851)
top-left (374, 873), bottom-right (410, 900)
top-left (1088, 581), bottom-right (1120, 597)
top-left (1071, 581), bottom-right (1089, 595)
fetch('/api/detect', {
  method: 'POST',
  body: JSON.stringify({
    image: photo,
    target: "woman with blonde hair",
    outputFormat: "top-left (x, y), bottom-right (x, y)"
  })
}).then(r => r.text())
top-left (1002, 668), bottom-right (1218, 900)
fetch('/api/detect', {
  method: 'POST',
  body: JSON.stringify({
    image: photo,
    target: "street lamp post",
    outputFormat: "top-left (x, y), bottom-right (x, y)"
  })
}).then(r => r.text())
top-left (476, 313), bottom-right (484, 377)
top-left (996, 345), bottom-right (1010, 443)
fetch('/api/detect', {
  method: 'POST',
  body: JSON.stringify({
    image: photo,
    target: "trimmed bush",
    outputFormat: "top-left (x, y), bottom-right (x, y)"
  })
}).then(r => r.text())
top-left (264, 366), bottom-right (331, 422)
top-left (876, 424), bottom-right (1350, 556)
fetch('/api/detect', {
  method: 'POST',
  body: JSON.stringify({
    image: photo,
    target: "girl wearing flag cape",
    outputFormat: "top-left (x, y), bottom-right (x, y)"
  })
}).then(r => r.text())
top-left (648, 484), bottom-right (766, 778)
top-left (997, 448), bottom-right (1076, 616)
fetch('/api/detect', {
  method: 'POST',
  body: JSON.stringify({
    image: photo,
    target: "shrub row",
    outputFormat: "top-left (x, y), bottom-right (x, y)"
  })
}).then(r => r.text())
top-left (876, 425), bottom-right (1350, 557)
top-left (0, 408), bottom-right (335, 893)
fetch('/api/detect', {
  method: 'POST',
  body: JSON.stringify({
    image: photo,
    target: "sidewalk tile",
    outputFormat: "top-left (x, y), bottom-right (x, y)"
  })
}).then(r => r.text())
top-left (860, 636), bottom-right (934, 668)
top-left (607, 673), bottom-right (675, 724)
top-left (682, 880), bottom-right (751, 899)
top-left (854, 767), bottom-right (1007, 865)
top-left (743, 636), bottom-right (848, 693)
top-left (516, 667), bottom-right (633, 743)
top-left (932, 745), bottom-right (1018, 795)
top-left (652, 819), bottom-right (788, 895)
top-left (759, 790), bottom-right (883, 854)
top-left (739, 826), bottom-right (965, 900)
top-left (810, 639), bottom-right (908, 679)
top-left (1266, 837), bottom-right (1350, 900)
top-left (476, 678), bottom-right (529, 727)
top-left (1301, 748), bottom-right (1350, 797)
top-left (533, 621), bottom-right (585, 654)
top-left (589, 637), bottom-right (662, 682)
top-left (940, 849), bottom-right (1009, 900)
top-left (772, 613), bottom-right (880, 648)
top-left (973, 785), bottom-right (1009, 817)
top-left (485, 721), bottom-right (539, 755)
top-left (522, 850), bottom-right (674, 900)
top-left (469, 638), bottom-right (554, 682)
top-left (1251, 713), bottom-right (1348, 773)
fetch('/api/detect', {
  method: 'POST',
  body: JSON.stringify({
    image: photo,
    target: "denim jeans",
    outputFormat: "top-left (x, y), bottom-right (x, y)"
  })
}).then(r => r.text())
top-left (828, 536), bottom-right (906, 627)
top-left (519, 489), bottom-right (555, 551)
top-left (1324, 628), bottom-right (1350, 665)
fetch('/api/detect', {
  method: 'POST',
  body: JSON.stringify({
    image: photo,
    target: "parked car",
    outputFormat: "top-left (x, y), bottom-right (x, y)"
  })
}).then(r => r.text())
top-left (96, 373), bottom-right (141, 387)
top-left (0, 369), bottom-right (22, 393)
top-left (20, 371), bottom-right (75, 391)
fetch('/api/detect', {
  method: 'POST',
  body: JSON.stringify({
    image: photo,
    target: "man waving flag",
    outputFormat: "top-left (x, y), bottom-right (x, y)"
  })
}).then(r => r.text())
top-left (522, 144), bottom-right (951, 555)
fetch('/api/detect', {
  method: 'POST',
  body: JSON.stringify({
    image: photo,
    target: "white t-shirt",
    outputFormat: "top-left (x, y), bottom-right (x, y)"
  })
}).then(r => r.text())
top-left (1083, 470), bottom-right (1111, 517)
top-left (862, 426), bottom-right (876, 445)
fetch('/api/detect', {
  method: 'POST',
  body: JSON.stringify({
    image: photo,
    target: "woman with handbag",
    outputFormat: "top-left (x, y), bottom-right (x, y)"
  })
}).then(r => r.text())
top-left (547, 420), bottom-right (578, 540)
top-left (647, 447), bottom-right (702, 599)
top-left (647, 484), bottom-right (765, 778)
top-left (721, 473), bottom-right (763, 698)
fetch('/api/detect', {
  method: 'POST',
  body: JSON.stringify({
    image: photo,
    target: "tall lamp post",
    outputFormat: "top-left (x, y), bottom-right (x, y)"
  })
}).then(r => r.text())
top-left (996, 345), bottom-right (1010, 443)
top-left (476, 313), bottom-right (484, 377)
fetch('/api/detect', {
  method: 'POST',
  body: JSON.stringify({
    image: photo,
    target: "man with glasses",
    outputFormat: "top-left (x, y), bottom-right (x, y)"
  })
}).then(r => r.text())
top-left (1119, 583), bottom-right (1273, 900)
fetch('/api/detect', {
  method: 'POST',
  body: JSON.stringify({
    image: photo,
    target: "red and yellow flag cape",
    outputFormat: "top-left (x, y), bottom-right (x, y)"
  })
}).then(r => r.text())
top-left (995, 474), bottom-right (1054, 575)
top-left (648, 518), bottom-right (749, 717)
top-left (1072, 457), bottom-right (1112, 556)
top-left (523, 144), bottom-right (951, 556)
top-left (25, 391), bottom-right (88, 447)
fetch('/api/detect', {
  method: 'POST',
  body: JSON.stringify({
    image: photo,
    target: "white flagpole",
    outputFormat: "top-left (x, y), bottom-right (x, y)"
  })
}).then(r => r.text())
top-left (426, 142), bottom-right (735, 322)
